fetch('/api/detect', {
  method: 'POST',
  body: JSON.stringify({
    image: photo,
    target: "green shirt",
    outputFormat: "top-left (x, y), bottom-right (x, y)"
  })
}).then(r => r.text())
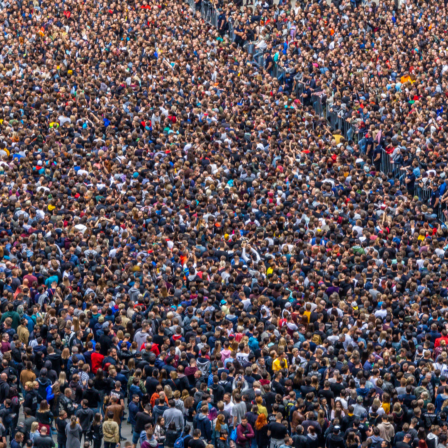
top-left (0, 310), bottom-right (21, 330)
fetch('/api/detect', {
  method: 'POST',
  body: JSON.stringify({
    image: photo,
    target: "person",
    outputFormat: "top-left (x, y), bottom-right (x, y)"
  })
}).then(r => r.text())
top-left (187, 429), bottom-right (206, 448)
top-left (82, 381), bottom-right (101, 415)
top-left (56, 410), bottom-right (69, 448)
top-left (134, 405), bottom-right (154, 448)
top-left (106, 396), bottom-right (124, 440)
top-left (196, 407), bottom-right (212, 443)
top-left (76, 400), bottom-right (94, 443)
top-left (30, 422), bottom-right (41, 444)
top-left (154, 417), bottom-right (166, 447)
top-left (163, 400), bottom-right (184, 434)
top-left (216, 430), bottom-right (230, 448)
top-left (267, 413), bottom-right (287, 448)
top-left (11, 431), bottom-right (23, 448)
top-left (24, 407), bottom-right (37, 441)
top-left (89, 414), bottom-right (103, 448)
top-left (236, 416), bottom-right (255, 448)
top-left (65, 416), bottom-right (82, 448)
top-left (34, 427), bottom-right (55, 448)
top-left (254, 414), bottom-right (269, 448)
top-left (36, 400), bottom-right (53, 434)
top-left (212, 414), bottom-right (229, 446)
top-left (326, 426), bottom-right (345, 448)
top-left (103, 412), bottom-right (120, 448)
top-left (165, 422), bottom-right (179, 448)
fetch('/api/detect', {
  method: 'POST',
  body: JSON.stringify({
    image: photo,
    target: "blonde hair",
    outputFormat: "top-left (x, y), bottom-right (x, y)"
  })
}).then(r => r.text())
top-left (164, 385), bottom-right (173, 399)
top-left (73, 317), bottom-right (79, 332)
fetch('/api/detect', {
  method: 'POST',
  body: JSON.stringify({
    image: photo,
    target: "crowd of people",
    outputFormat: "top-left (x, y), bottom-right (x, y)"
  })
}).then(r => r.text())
top-left (0, 0), bottom-right (446, 448)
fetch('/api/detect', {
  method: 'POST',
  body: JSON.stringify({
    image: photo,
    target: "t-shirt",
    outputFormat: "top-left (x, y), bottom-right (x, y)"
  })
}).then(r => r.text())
top-left (232, 402), bottom-right (247, 425)
top-left (34, 436), bottom-right (56, 448)
top-left (318, 389), bottom-right (335, 401)
top-left (188, 438), bottom-right (206, 448)
top-left (268, 422), bottom-right (288, 440)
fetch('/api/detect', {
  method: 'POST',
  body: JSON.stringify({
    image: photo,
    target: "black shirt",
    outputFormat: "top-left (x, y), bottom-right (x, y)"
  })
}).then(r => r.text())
top-left (188, 439), bottom-right (206, 448)
top-left (34, 436), bottom-right (56, 448)
top-left (135, 411), bottom-right (154, 433)
top-left (318, 389), bottom-right (335, 402)
top-left (268, 422), bottom-right (288, 439)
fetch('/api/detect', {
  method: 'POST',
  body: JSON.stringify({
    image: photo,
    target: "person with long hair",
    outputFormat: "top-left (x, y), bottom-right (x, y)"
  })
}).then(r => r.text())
top-left (30, 421), bottom-right (40, 443)
top-left (184, 396), bottom-right (196, 430)
top-left (254, 414), bottom-right (269, 448)
top-left (37, 400), bottom-right (54, 434)
top-left (58, 372), bottom-right (69, 394)
top-left (65, 415), bottom-right (82, 448)
top-left (212, 414), bottom-right (229, 446)
top-left (154, 416), bottom-right (166, 448)
top-left (89, 413), bottom-right (103, 448)
top-left (61, 348), bottom-right (71, 375)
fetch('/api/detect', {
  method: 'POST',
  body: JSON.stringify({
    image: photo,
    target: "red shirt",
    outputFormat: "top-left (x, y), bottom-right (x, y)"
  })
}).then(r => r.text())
top-left (435, 336), bottom-right (448, 349)
top-left (91, 352), bottom-right (105, 374)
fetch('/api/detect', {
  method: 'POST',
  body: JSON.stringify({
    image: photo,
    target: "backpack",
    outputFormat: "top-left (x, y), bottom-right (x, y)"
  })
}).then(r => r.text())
top-left (284, 400), bottom-right (295, 420)
top-left (174, 433), bottom-right (188, 448)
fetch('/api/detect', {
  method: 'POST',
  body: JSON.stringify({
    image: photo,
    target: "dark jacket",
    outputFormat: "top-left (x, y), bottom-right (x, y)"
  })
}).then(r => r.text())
top-left (210, 383), bottom-right (225, 405)
top-left (0, 379), bottom-right (9, 403)
top-left (255, 425), bottom-right (269, 448)
top-left (129, 401), bottom-right (140, 426)
top-left (82, 388), bottom-right (101, 408)
top-left (196, 413), bottom-right (212, 442)
top-left (37, 377), bottom-right (52, 401)
top-left (24, 389), bottom-right (39, 415)
top-left (59, 395), bottom-right (75, 417)
top-left (326, 432), bottom-right (345, 448)
top-left (165, 429), bottom-right (179, 447)
top-left (76, 407), bottom-right (95, 432)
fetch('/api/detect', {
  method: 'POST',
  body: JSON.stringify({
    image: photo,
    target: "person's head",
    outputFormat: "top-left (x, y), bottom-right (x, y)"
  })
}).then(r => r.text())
top-left (39, 400), bottom-right (49, 412)
top-left (255, 414), bottom-right (267, 430)
top-left (93, 413), bottom-right (102, 425)
top-left (193, 429), bottom-right (201, 439)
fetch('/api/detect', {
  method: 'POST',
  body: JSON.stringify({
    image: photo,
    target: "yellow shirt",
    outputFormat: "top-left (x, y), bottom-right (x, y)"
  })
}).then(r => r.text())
top-left (257, 404), bottom-right (268, 417)
top-left (273, 357), bottom-right (288, 372)
top-left (333, 134), bottom-right (343, 143)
